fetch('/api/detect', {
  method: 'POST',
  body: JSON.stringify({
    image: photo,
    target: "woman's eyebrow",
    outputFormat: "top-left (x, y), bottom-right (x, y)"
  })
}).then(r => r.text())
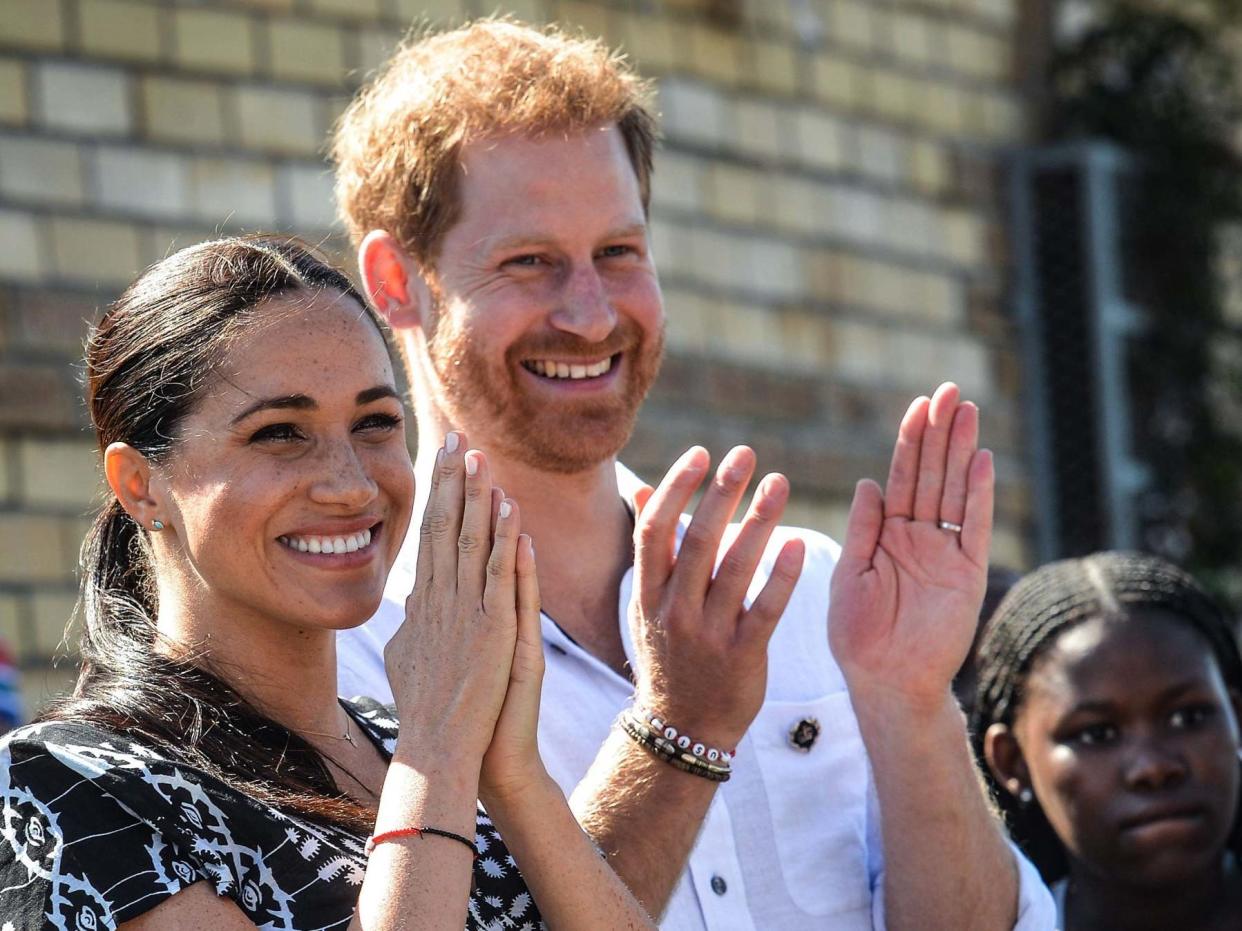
top-left (356, 385), bottom-right (400, 405)
top-left (230, 394), bottom-right (315, 425)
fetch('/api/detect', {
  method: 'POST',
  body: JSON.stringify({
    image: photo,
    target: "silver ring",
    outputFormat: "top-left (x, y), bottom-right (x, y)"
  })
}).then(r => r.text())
top-left (937, 519), bottom-right (963, 534)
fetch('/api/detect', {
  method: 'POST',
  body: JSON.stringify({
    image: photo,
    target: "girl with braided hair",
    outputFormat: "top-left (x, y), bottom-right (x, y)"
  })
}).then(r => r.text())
top-left (972, 551), bottom-right (1242, 930)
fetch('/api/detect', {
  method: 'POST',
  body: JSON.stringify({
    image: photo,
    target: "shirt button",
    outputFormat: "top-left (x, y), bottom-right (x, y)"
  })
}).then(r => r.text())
top-left (710, 875), bottom-right (728, 896)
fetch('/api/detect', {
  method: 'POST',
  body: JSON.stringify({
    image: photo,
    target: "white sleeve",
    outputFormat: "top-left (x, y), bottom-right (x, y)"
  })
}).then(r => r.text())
top-left (335, 593), bottom-right (404, 706)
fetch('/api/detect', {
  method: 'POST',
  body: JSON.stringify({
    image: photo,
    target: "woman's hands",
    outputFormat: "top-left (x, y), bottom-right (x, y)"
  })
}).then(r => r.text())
top-left (828, 383), bottom-right (992, 711)
top-left (384, 433), bottom-right (534, 774)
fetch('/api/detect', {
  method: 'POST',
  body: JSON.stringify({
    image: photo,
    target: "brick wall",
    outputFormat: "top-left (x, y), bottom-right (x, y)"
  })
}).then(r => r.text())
top-left (0, 0), bottom-right (1033, 711)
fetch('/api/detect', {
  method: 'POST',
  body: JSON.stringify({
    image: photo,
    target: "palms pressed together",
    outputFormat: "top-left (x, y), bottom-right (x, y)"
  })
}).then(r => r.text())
top-left (829, 384), bottom-right (993, 706)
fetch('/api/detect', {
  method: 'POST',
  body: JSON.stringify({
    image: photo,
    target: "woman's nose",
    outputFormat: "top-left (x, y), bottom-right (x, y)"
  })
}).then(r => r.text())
top-left (308, 440), bottom-right (379, 507)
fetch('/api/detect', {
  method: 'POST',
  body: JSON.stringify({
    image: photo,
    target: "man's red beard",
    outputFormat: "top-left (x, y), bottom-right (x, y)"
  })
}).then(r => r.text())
top-left (424, 312), bottom-right (664, 475)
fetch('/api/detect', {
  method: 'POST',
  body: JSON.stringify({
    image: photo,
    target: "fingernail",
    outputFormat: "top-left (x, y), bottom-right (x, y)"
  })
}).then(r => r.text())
top-left (445, 432), bottom-right (459, 453)
top-left (465, 451), bottom-right (479, 476)
top-left (499, 500), bottom-right (512, 519)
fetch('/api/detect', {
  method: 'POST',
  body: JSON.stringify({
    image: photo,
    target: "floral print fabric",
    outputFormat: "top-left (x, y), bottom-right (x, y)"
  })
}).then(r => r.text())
top-left (0, 698), bottom-right (541, 930)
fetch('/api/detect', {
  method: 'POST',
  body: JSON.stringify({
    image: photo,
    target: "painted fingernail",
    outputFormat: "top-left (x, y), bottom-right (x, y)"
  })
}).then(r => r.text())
top-left (445, 432), bottom-right (459, 453)
top-left (499, 500), bottom-right (512, 519)
top-left (465, 451), bottom-right (479, 476)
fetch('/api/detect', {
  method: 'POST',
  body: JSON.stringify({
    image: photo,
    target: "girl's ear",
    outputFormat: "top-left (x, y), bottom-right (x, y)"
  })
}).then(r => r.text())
top-left (985, 722), bottom-right (1033, 801)
top-left (358, 230), bottom-right (434, 331)
top-left (103, 442), bottom-right (165, 532)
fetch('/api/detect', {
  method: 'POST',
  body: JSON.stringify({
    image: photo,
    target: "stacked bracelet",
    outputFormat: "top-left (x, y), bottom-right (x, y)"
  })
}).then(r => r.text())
top-left (365, 825), bottom-right (479, 858)
top-left (619, 708), bottom-right (734, 782)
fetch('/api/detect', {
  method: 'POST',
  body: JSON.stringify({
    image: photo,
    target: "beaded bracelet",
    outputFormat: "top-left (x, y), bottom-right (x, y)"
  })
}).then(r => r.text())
top-left (619, 710), bottom-right (733, 782)
top-left (632, 707), bottom-right (735, 765)
top-left (365, 825), bottom-right (479, 858)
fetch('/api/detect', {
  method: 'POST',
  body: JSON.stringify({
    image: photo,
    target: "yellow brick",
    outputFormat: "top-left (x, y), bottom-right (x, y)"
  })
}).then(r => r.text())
top-left (553, 2), bottom-right (613, 44)
top-left (50, 217), bottom-right (143, 287)
top-left (18, 439), bottom-right (103, 509)
top-left (918, 80), bottom-right (965, 133)
top-left (269, 19), bottom-right (346, 86)
top-left (0, 209), bottom-right (46, 281)
top-left (831, 0), bottom-right (875, 51)
top-left (888, 11), bottom-right (933, 65)
top-left (662, 289), bottom-right (710, 354)
top-left (871, 69), bottom-right (913, 122)
top-left (235, 86), bottom-right (322, 155)
top-left (0, 594), bottom-right (22, 657)
top-left (355, 26), bottom-right (405, 78)
top-left (0, 59), bottom-right (27, 124)
top-left (77, 0), bottom-right (163, 62)
top-left (909, 138), bottom-right (950, 193)
top-left (0, 439), bottom-right (12, 501)
top-left (705, 164), bottom-right (765, 226)
top-left (172, 8), bottom-right (256, 75)
top-left (0, 514), bottom-right (72, 583)
top-left (141, 77), bottom-right (226, 145)
top-left (810, 54), bottom-right (859, 109)
top-left (31, 591), bottom-right (78, 658)
top-left (0, 137), bottom-right (85, 207)
top-left (689, 24), bottom-right (742, 86)
top-left (0, 0), bottom-right (66, 50)
top-left (495, 0), bottom-right (546, 23)
top-left (307, 0), bottom-right (385, 19)
top-left (392, 0), bottom-right (468, 25)
top-left (748, 39), bottom-right (799, 96)
top-left (941, 208), bottom-right (985, 266)
top-left (617, 13), bottom-right (677, 74)
top-left (232, 0), bottom-right (294, 9)
top-left (984, 93), bottom-right (1025, 140)
top-left (24, 663), bottom-right (80, 715)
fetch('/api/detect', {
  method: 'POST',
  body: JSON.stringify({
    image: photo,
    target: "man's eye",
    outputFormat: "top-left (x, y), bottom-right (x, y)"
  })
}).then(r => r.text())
top-left (506, 254), bottom-right (543, 267)
top-left (599, 244), bottom-right (633, 258)
top-left (249, 423), bottom-right (303, 443)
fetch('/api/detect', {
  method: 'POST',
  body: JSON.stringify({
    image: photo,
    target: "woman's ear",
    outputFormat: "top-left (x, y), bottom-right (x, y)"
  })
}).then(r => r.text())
top-left (985, 722), bottom-right (1032, 801)
top-left (103, 442), bottom-right (164, 532)
top-left (358, 230), bottom-right (433, 331)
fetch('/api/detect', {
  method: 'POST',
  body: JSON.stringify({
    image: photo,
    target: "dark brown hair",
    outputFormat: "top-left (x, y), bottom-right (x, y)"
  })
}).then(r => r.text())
top-left (43, 236), bottom-right (383, 833)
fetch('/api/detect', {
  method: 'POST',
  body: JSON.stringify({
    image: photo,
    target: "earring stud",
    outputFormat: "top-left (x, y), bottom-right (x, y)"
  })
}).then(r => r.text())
top-left (151, 519), bottom-right (164, 531)
top-left (1018, 787), bottom-right (1033, 805)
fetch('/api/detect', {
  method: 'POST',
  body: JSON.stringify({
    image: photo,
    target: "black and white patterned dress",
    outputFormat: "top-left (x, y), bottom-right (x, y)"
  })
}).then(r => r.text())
top-left (0, 697), bottom-right (542, 930)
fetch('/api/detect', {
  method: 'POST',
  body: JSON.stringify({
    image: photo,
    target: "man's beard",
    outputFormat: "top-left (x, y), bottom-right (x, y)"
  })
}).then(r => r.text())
top-left (424, 311), bottom-right (664, 475)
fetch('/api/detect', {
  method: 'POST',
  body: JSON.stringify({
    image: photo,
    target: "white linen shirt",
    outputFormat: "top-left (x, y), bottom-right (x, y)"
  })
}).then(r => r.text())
top-left (337, 463), bottom-right (1056, 930)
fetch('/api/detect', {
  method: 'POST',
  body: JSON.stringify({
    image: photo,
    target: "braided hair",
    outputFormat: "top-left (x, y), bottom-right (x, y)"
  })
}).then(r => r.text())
top-left (970, 550), bottom-right (1242, 882)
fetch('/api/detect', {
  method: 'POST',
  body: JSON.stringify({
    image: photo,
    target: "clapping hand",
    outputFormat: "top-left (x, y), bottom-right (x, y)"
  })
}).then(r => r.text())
top-left (828, 383), bottom-right (992, 710)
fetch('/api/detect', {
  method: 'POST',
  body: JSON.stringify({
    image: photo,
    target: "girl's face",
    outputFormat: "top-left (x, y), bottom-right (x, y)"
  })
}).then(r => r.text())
top-left (148, 290), bottom-right (415, 635)
top-left (1011, 610), bottom-right (1240, 886)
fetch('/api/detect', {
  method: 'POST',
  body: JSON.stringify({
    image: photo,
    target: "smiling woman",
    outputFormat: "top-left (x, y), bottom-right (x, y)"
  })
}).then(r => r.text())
top-left (0, 237), bottom-right (654, 931)
top-left (972, 552), bottom-right (1242, 931)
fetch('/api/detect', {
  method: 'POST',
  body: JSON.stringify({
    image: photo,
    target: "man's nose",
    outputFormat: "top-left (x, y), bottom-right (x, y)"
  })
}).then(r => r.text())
top-left (309, 439), bottom-right (379, 508)
top-left (549, 264), bottom-right (617, 344)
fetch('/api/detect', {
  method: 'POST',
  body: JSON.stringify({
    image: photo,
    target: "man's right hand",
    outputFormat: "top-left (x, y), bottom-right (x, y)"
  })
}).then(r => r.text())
top-left (628, 446), bottom-right (806, 751)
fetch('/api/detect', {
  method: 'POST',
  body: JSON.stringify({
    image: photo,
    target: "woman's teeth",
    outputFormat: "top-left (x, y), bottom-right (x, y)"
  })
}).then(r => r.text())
top-left (523, 357), bottom-right (613, 379)
top-left (278, 528), bottom-right (372, 554)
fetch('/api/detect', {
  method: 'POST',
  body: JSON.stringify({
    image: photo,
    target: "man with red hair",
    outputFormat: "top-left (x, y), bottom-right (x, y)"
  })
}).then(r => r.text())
top-left (334, 19), bottom-right (1053, 930)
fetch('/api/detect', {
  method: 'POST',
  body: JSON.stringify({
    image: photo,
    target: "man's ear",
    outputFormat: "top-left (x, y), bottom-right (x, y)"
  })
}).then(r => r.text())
top-left (358, 230), bottom-right (431, 331)
top-left (103, 442), bottom-right (165, 532)
top-left (984, 722), bottom-right (1032, 801)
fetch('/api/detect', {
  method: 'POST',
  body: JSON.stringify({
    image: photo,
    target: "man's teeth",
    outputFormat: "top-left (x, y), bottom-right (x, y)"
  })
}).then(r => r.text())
top-left (525, 357), bottom-right (613, 379)
top-left (278, 528), bottom-right (372, 554)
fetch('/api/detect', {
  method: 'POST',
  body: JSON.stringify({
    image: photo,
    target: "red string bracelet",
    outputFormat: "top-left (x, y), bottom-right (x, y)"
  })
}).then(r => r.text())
top-left (365, 825), bottom-right (479, 858)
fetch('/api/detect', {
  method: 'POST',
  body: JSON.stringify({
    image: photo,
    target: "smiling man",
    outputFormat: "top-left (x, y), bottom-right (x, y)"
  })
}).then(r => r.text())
top-left (331, 19), bottom-right (1054, 930)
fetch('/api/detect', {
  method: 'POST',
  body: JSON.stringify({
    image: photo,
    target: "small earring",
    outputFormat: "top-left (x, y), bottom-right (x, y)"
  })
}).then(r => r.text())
top-left (1018, 787), bottom-right (1034, 805)
top-left (151, 519), bottom-right (164, 531)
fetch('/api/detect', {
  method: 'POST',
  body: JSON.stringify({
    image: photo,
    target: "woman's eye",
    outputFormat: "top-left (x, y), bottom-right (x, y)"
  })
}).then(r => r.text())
top-left (249, 423), bottom-right (303, 444)
top-left (1170, 705), bottom-right (1215, 729)
top-left (355, 412), bottom-right (403, 434)
top-left (1074, 723), bottom-right (1118, 747)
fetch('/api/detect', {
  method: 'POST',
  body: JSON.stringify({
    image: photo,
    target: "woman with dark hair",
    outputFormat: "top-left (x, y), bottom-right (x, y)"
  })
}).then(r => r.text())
top-left (973, 551), bottom-right (1242, 930)
top-left (0, 236), bottom-right (653, 929)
